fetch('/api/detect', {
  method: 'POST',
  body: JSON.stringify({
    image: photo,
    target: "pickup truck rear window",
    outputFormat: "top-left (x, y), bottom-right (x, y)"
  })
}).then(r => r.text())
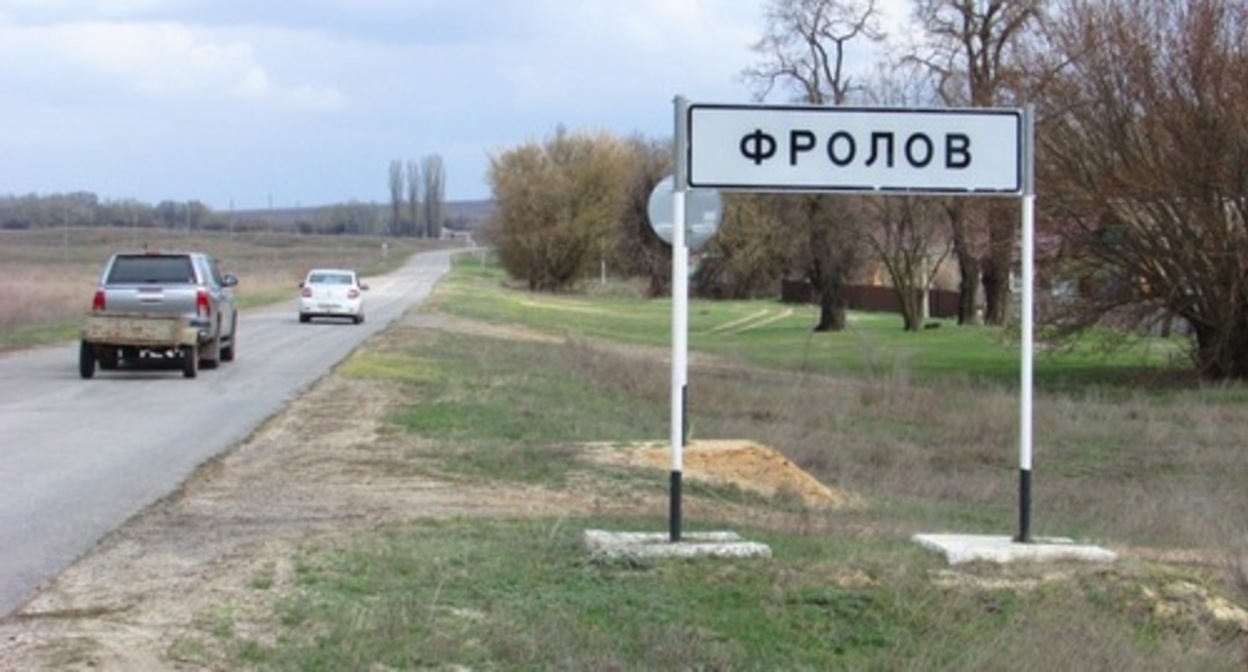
top-left (106, 255), bottom-right (197, 284)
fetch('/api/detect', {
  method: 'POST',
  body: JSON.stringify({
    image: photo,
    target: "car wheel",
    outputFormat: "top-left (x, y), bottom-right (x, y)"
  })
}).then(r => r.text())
top-left (203, 318), bottom-right (228, 369)
top-left (181, 345), bottom-right (198, 379)
top-left (79, 341), bottom-right (96, 379)
top-left (219, 314), bottom-right (237, 362)
top-left (299, 314), bottom-right (310, 323)
top-left (201, 336), bottom-right (220, 370)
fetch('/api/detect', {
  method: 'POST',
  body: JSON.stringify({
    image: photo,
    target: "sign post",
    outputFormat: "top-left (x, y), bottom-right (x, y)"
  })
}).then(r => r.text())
top-left (1017, 105), bottom-right (1036, 542)
top-left (670, 96), bottom-right (690, 541)
top-left (649, 101), bottom-right (723, 543)
top-left (669, 100), bottom-right (1035, 543)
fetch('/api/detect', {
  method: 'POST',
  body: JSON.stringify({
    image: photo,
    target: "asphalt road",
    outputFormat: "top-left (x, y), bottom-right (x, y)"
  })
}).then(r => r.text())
top-left (0, 249), bottom-right (454, 617)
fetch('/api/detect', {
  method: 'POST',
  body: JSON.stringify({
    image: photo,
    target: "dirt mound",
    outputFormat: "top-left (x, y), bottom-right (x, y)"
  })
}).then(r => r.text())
top-left (588, 439), bottom-right (860, 509)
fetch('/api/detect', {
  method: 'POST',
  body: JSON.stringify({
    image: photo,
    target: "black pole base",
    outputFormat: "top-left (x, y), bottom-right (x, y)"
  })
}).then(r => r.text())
top-left (1015, 468), bottom-right (1032, 543)
top-left (669, 470), bottom-right (682, 542)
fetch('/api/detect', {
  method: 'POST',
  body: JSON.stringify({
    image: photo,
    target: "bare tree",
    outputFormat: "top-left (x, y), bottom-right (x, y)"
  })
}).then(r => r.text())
top-left (745, 0), bottom-right (884, 104)
top-left (387, 160), bottom-right (404, 237)
top-left (905, 0), bottom-right (1046, 325)
top-left (857, 55), bottom-right (957, 330)
top-left (743, 0), bottom-right (884, 331)
top-left (693, 194), bottom-right (791, 300)
top-left (422, 154), bottom-right (445, 240)
top-left (864, 196), bottom-right (953, 329)
top-left (1039, 0), bottom-right (1248, 379)
top-left (405, 160), bottom-right (421, 238)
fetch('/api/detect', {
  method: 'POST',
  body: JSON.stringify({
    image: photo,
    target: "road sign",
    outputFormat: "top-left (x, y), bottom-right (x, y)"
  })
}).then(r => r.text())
top-left (665, 98), bottom-right (1038, 545)
top-left (646, 175), bottom-right (723, 250)
top-left (686, 104), bottom-right (1022, 194)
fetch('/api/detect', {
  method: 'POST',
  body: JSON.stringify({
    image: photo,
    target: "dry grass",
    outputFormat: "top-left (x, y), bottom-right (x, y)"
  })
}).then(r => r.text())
top-left (0, 265), bottom-right (98, 331)
top-left (651, 346), bottom-right (1248, 569)
top-left (515, 325), bottom-right (1246, 572)
top-left (1230, 545), bottom-right (1248, 603)
top-left (0, 227), bottom-right (446, 346)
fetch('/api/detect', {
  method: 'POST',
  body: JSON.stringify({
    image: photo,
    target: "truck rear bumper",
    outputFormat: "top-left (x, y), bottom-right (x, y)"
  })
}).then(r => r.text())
top-left (82, 312), bottom-right (198, 348)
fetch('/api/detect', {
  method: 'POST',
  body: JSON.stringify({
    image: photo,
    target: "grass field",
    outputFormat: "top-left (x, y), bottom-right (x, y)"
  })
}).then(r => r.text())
top-left (4, 232), bottom-right (1245, 669)
top-left (435, 258), bottom-right (1193, 391)
top-left (215, 253), bottom-right (1245, 670)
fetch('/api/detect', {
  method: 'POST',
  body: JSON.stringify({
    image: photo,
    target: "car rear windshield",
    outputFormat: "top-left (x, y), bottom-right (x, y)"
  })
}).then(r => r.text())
top-left (309, 273), bottom-right (354, 285)
top-left (107, 255), bottom-right (197, 284)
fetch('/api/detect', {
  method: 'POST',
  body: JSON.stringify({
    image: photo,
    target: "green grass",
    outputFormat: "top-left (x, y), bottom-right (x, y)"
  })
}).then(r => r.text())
top-left (0, 319), bottom-right (84, 351)
top-left (232, 519), bottom-right (950, 670)
top-left (430, 254), bottom-right (1188, 391)
top-left (341, 330), bottom-right (669, 486)
top-left (216, 518), bottom-right (1242, 671)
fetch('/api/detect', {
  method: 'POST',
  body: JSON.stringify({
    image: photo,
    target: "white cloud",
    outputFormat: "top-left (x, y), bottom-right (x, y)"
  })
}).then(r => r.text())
top-left (0, 1), bottom-right (780, 207)
top-left (0, 17), bottom-right (342, 107)
top-left (478, 0), bottom-right (759, 119)
top-left (0, 0), bottom-right (187, 23)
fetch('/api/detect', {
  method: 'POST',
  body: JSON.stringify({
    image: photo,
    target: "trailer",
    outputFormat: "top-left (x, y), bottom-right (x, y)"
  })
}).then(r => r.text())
top-left (79, 312), bottom-right (201, 379)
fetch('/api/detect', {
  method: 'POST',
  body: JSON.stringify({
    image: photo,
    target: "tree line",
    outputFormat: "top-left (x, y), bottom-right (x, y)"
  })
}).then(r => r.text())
top-left (0, 192), bottom-right (220, 231)
top-left (0, 191), bottom-right (391, 235)
top-left (2, 156), bottom-right (457, 237)
top-left (485, 0), bottom-right (1248, 380)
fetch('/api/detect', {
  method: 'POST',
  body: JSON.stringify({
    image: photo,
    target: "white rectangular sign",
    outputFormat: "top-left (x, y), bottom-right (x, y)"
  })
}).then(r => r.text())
top-left (687, 104), bottom-right (1022, 194)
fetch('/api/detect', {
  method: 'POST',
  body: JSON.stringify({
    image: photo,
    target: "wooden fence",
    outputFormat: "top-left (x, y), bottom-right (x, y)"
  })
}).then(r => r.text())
top-left (780, 280), bottom-right (960, 319)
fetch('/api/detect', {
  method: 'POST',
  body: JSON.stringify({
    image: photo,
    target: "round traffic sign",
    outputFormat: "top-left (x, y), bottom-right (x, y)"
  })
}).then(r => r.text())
top-left (646, 175), bottom-right (723, 250)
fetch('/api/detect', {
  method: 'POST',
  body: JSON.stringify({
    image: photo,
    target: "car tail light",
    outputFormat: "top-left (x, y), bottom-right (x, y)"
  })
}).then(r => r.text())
top-left (347, 288), bottom-right (360, 300)
top-left (196, 288), bottom-right (211, 319)
top-left (301, 287), bottom-right (313, 298)
top-left (91, 289), bottom-right (105, 311)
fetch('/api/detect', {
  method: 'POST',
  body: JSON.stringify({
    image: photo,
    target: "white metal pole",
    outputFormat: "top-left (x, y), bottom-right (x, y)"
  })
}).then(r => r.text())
top-left (670, 96), bottom-right (689, 542)
top-left (1017, 105), bottom-right (1036, 543)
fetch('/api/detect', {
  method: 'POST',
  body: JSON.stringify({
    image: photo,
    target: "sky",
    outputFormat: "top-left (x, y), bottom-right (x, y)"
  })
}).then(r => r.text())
top-left (0, 0), bottom-right (903, 210)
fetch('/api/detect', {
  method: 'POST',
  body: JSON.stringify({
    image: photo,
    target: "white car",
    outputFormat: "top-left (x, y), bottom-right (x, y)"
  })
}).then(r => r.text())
top-left (298, 269), bottom-right (368, 324)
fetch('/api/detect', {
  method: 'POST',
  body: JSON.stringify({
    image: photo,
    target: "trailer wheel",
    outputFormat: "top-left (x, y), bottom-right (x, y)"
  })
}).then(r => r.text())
top-left (181, 345), bottom-right (198, 379)
top-left (79, 341), bottom-right (96, 379)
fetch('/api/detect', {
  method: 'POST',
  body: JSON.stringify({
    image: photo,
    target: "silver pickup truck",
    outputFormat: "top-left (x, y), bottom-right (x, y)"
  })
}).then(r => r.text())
top-left (79, 251), bottom-right (239, 379)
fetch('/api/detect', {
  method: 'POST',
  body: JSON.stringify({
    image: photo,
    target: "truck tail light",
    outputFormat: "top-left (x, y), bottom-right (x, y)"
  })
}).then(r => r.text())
top-left (196, 288), bottom-right (211, 319)
top-left (91, 289), bottom-right (106, 311)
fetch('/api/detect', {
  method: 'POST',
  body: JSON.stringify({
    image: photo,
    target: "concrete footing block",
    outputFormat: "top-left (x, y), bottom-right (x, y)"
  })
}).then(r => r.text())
top-left (914, 533), bottom-right (1117, 565)
top-left (585, 530), bottom-right (772, 560)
